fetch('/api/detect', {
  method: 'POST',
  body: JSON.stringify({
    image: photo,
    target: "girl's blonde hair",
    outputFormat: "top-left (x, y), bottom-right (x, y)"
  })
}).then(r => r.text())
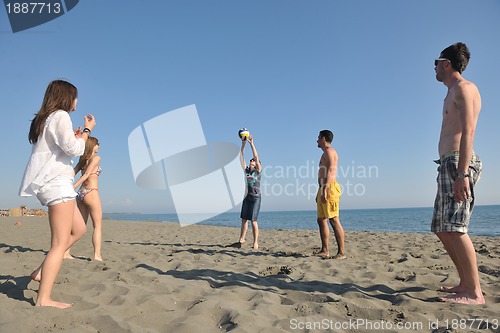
top-left (74, 137), bottom-right (99, 173)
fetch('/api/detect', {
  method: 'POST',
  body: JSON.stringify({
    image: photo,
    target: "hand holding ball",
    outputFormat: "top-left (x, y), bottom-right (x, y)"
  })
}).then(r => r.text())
top-left (238, 128), bottom-right (250, 141)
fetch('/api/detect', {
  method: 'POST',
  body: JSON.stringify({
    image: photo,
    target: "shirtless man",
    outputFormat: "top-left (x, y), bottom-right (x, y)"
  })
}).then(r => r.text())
top-left (432, 42), bottom-right (484, 304)
top-left (315, 130), bottom-right (345, 259)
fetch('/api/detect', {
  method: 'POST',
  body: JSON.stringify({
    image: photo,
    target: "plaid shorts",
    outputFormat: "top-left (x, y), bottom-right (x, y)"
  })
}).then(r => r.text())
top-left (431, 152), bottom-right (482, 233)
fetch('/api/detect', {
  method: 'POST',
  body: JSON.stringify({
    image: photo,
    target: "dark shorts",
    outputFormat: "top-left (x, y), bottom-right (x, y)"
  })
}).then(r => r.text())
top-left (240, 195), bottom-right (261, 221)
top-left (431, 152), bottom-right (482, 233)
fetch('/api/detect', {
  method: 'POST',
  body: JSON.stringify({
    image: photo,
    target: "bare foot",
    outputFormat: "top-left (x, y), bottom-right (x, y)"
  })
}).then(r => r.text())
top-left (36, 299), bottom-right (73, 308)
top-left (252, 243), bottom-right (259, 250)
top-left (315, 251), bottom-right (329, 259)
top-left (63, 254), bottom-right (75, 260)
top-left (438, 285), bottom-right (464, 293)
top-left (332, 253), bottom-right (347, 260)
top-left (438, 293), bottom-right (485, 304)
top-left (94, 256), bottom-right (103, 261)
top-left (30, 268), bottom-right (41, 282)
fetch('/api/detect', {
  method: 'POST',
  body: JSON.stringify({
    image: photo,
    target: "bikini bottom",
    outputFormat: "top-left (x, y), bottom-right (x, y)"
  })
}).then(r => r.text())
top-left (77, 188), bottom-right (98, 201)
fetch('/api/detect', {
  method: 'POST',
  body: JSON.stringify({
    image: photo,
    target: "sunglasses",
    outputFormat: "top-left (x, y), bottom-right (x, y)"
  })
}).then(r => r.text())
top-left (434, 58), bottom-right (449, 66)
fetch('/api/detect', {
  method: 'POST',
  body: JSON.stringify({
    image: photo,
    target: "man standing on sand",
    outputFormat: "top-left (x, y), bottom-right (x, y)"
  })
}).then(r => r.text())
top-left (432, 42), bottom-right (484, 304)
top-left (315, 130), bottom-right (346, 260)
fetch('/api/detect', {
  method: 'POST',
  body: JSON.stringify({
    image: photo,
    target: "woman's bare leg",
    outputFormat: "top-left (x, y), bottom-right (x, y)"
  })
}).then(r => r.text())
top-left (35, 201), bottom-right (75, 308)
top-left (34, 201), bottom-right (86, 281)
top-left (63, 200), bottom-right (87, 259)
top-left (86, 192), bottom-right (103, 260)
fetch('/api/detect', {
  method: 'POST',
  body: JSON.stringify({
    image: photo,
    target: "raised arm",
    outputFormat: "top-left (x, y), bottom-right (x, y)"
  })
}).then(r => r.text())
top-left (240, 140), bottom-right (247, 170)
top-left (248, 136), bottom-right (261, 172)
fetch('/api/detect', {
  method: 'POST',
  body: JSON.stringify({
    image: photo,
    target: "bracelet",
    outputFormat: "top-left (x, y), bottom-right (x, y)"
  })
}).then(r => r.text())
top-left (83, 127), bottom-right (91, 134)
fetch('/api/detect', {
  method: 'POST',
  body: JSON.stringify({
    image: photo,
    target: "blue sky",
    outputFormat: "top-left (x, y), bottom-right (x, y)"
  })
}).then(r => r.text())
top-left (1, 0), bottom-right (499, 214)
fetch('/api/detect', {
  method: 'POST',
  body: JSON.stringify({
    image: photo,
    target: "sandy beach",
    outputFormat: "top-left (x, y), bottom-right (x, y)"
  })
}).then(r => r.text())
top-left (1, 216), bottom-right (498, 333)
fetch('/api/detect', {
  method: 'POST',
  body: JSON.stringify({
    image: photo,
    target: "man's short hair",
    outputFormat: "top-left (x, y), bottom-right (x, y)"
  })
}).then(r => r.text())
top-left (441, 42), bottom-right (470, 74)
top-left (319, 130), bottom-right (334, 143)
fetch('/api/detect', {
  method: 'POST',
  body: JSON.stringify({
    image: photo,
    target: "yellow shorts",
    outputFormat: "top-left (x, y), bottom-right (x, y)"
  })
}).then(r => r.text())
top-left (316, 182), bottom-right (342, 219)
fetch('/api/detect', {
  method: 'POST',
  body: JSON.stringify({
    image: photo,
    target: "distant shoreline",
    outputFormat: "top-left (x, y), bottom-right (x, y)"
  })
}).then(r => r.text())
top-left (101, 205), bottom-right (500, 237)
top-left (101, 203), bottom-right (500, 216)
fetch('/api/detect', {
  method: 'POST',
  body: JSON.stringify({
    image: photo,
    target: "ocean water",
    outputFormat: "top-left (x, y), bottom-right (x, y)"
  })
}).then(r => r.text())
top-left (104, 205), bottom-right (500, 237)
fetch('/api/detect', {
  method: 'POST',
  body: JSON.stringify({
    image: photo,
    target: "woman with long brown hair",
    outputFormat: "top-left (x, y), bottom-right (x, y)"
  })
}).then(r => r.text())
top-left (64, 136), bottom-right (103, 261)
top-left (19, 80), bottom-right (96, 308)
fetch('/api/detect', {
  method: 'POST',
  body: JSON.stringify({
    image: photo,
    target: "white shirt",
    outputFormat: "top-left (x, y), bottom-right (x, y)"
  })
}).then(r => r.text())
top-left (19, 110), bottom-right (85, 196)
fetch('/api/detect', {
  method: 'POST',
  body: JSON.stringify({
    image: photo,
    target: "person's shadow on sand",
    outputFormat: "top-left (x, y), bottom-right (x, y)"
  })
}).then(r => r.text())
top-left (226, 242), bottom-right (242, 248)
top-left (0, 275), bottom-right (35, 305)
top-left (136, 264), bottom-right (430, 305)
top-left (0, 242), bottom-right (46, 255)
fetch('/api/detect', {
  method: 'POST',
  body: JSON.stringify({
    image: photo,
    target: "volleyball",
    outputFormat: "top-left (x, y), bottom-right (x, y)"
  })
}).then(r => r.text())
top-left (238, 128), bottom-right (250, 141)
